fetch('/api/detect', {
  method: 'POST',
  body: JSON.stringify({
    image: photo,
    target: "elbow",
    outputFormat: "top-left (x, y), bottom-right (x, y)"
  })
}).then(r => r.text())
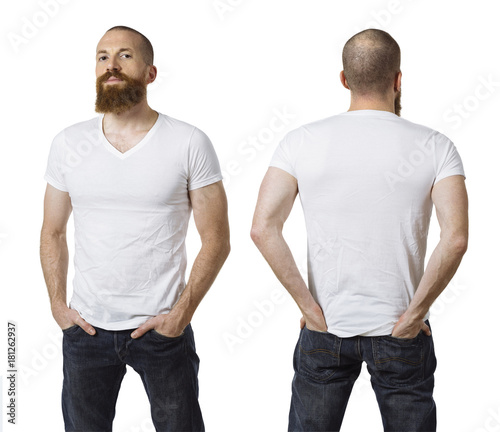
top-left (250, 224), bottom-right (264, 247)
top-left (215, 234), bottom-right (230, 261)
top-left (250, 222), bottom-right (273, 248)
top-left (445, 234), bottom-right (468, 257)
top-left (218, 230), bottom-right (231, 260)
top-left (201, 232), bottom-right (230, 260)
top-left (41, 219), bottom-right (67, 237)
top-left (222, 238), bottom-right (231, 259)
top-left (453, 236), bottom-right (468, 256)
top-left (40, 224), bottom-right (66, 242)
top-left (251, 216), bottom-right (282, 248)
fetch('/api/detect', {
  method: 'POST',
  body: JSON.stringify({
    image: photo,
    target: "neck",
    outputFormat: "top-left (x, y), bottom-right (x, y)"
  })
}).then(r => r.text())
top-left (348, 93), bottom-right (395, 114)
top-left (102, 99), bottom-right (158, 132)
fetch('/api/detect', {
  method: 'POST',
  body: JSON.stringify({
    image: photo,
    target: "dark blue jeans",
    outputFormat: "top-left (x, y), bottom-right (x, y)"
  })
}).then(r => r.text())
top-left (289, 321), bottom-right (437, 432)
top-left (61, 323), bottom-right (203, 432)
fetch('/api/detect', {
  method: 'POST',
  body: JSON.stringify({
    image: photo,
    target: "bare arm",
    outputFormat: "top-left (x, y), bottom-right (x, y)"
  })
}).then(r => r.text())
top-left (251, 167), bottom-right (327, 331)
top-left (40, 184), bottom-right (95, 334)
top-left (392, 175), bottom-right (468, 338)
top-left (131, 180), bottom-right (230, 338)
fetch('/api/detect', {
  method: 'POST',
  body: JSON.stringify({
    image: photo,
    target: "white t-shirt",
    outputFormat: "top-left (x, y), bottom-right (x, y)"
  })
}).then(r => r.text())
top-left (44, 113), bottom-right (223, 330)
top-left (270, 109), bottom-right (466, 337)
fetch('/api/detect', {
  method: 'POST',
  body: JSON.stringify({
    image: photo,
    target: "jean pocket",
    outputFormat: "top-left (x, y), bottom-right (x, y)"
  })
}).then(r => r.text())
top-left (388, 334), bottom-right (418, 341)
top-left (149, 328), bottom-right (185, 341)
top-left (297, 327), bottom-right (340, 383)
top-left (62, 324), bottom-right (80, 334)
top-left (372, 333), bottom-right (424, 387)
top-left (305, 326), bottom-right (329, 335)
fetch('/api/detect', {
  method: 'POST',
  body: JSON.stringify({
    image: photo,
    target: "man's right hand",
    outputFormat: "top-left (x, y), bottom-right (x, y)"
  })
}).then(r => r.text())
top-left (300, 304), bottom-right (328, 333)
top-left (52, 303), bottom-right (96, 335)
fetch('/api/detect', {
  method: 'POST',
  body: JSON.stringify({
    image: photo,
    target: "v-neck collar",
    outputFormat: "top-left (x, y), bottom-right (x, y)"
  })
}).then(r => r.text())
top-left (98, 112), bottom-right (161, 160)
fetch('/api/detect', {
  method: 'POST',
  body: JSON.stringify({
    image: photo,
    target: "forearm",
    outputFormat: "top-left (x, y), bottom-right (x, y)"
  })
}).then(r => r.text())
top-left (169, 238), bottom-right (230, 325)
top-left (40, 230), bottom-right (69, 312)
top-left (251, 227), bottom-right (318, 315)
top-left (406, 236), bottom-right (467, 321)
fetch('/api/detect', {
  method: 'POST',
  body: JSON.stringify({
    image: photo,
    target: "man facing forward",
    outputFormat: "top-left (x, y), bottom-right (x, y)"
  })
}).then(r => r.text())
top-left (40, 26), bottom-right (230, 431)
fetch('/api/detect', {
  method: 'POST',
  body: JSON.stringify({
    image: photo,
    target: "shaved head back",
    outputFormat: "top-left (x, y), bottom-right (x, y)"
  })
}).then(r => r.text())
top-left (342, 29), bottom-right (400, 96)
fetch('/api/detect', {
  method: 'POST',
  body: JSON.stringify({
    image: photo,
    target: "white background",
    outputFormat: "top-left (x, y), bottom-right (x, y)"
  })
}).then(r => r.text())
top-left (1, 0), bottom-right (499, 431)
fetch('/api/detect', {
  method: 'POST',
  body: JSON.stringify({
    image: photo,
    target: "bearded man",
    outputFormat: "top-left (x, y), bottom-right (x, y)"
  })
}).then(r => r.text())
top-left (40, 26), bottom-right (230, 432)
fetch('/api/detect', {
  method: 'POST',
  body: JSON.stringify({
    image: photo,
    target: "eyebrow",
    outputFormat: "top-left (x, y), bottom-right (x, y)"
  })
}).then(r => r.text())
top-left (96, 47), bottom-right (134, 56)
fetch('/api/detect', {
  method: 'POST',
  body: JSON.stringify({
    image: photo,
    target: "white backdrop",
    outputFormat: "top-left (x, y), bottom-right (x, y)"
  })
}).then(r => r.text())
top-left (0, 0), bottom-right (498, 431)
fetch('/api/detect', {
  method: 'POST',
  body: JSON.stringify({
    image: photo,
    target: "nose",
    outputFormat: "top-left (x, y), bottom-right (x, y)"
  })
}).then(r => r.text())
top-left (106, 56), bottom-right (121, 73)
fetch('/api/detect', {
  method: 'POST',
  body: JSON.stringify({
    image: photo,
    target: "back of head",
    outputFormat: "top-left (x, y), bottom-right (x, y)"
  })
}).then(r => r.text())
top-left (342, 29), bottom-right (400, 97)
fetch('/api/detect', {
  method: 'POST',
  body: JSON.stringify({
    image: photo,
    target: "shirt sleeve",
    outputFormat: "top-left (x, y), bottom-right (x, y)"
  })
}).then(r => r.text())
top-left (269, 133), bottom-right (297, 178)
top-left (187, 127), bottom-right (223, 191)
top-left (434, 132), bottom-right (466, 185)
top-left (44, 130), bottom-right (68, 192)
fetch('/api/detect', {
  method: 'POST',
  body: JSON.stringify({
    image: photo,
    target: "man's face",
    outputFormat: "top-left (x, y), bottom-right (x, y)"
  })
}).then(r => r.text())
top-left (95, 30), bottom-right (149, 114)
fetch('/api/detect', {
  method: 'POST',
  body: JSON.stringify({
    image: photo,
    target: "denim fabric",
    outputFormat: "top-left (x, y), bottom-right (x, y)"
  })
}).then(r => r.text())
top-left (288, 320), bottom-right (437, 432)
top-left (61, 323), bottom-right (203, 432)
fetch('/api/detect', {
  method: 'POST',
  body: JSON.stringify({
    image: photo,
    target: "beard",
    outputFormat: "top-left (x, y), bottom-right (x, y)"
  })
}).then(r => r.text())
top-left (394, 88), bottom-right (402, 117)
top-left (95, 71), bottom-right (147, 114)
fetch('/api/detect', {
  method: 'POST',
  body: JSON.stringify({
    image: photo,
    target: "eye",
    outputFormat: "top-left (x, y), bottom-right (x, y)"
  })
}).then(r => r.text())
top-left (121, 53), bottom-right (132, 59)
top-left (98, 55), bottom-right (107, 61)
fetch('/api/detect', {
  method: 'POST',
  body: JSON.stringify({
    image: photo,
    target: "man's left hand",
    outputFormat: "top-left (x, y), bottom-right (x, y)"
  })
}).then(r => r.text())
top-left (130, 314), bottom-right (186, 339)
top-left (391, 313), bottom-right (431, 339)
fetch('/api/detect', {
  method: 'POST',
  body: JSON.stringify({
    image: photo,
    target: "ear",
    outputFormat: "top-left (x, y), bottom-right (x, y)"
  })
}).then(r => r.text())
top-left (340, 70), bottom-right (350, 90)
top-left (395, 71), bottom-right (402, 91)
top-left (146, 65), bottom-right (157, 85)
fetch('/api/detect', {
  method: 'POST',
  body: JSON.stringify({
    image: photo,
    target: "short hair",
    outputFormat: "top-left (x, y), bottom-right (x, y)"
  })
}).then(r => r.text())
top-left (106, 25), bottom-right (154, 65)
top-left (342, 29), bottom-right (400, 96)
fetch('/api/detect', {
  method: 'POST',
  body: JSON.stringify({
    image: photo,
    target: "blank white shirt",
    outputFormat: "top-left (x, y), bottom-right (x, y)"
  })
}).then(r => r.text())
top-left (270, 109), bottom-right (465, 337)
top-left (44, 113), bottom-right (222, 330)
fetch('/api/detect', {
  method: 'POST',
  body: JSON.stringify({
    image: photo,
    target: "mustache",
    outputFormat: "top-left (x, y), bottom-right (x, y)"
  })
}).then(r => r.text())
top-left (96, 71), bottom-right (133, 86)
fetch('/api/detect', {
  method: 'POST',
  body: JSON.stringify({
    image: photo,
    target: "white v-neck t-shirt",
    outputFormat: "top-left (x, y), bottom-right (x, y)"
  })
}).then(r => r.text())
top-left (44, 113), bottom-right (223, 330)
top-left (270, 110), bottom-right (466, 337)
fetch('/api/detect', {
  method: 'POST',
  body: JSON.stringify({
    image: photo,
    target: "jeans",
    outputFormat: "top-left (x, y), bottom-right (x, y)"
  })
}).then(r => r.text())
top-left (61, 323), bottom-right (204, 432)
top-left (288, 320), bottom-right (437, 432)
